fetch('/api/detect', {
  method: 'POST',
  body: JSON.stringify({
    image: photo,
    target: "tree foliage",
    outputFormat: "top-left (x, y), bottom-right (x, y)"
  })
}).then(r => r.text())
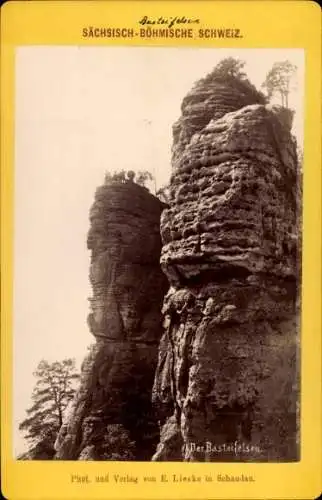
top-left (104, 169), bottom-right (155, 190)
top-left (211, 57), bottom-right (247, 79)
top-left (200, 57), bottom-right (267, 104)
top-left (103, 169), bottom-right (172, 206)
top-left (19, 358), bottom-right (79, 459)
top-left (136, 170), bottom-right (154, 187)
top-left (296, 143), bottom-right (303, 173)
top-left (261, 61), bottom-right (297, 108)
top-left (156, 185), bottom-right (170, 204)
top-left (101, 424), bottom-right (136, 460)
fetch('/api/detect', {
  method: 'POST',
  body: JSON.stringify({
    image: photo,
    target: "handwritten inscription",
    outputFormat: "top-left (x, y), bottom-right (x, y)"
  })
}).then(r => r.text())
top-left (138, 15), bottom-right (200, 29)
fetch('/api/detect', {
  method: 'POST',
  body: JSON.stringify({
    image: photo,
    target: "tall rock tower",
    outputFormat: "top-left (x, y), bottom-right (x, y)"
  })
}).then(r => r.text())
top-left (152, 70), bottom-right (301, 461)
top-left (55, 181), bottom-right (168, 460)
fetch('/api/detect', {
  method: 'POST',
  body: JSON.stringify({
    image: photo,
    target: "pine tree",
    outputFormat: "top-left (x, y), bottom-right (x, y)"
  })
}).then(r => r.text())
top-left (19, 358), bottom-right (79, 459)
top-left (261, 61), bottom-right (297, 108)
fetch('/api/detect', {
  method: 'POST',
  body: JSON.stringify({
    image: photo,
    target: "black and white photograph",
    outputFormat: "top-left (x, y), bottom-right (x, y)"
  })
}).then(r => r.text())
top-left (14, 47), bottom-right (303, 462)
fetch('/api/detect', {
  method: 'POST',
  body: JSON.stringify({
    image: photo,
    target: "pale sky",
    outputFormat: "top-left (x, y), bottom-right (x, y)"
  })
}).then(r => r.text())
top-left (13, 47), bottom-right (304, 455)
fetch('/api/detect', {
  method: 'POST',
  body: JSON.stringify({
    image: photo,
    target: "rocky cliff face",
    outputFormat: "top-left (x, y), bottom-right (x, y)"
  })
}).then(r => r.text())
top-left (55, 70), bottom-right (300, 463)
top-left (152, 72), bottom-right (300, 461)
top-left (55, 182), bottom-right (168, 460)
top-left (172, 73), bottom-right (266, 163)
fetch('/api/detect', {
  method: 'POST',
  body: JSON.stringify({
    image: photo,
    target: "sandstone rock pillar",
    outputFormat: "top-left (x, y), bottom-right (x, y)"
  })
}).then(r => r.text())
top-left (55, 182), bottom-right (168, 460)
top-left (153, 73), bottom-right (301, 462)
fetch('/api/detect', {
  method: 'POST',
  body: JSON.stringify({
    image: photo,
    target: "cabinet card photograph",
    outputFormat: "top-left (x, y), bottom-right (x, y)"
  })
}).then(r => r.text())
top-left (1, 2), bottom-right (321, 500)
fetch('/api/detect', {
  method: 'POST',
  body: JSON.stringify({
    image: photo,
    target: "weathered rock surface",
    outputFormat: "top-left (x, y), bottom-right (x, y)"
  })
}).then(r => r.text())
top-left (153, 71), bottom-right (301, 461)
top-left (172, 73), bottom-right (266, 163)
top-left (55, 182), bottom-right (168, 460)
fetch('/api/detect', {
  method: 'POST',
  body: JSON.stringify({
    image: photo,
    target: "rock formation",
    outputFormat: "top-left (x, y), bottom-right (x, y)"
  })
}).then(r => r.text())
top-left (152, 71), bottom-right (301, 461)
top-left (55, 68), bottom-right (300, 463)
top-left (55, 182), bottom-right (168, 460)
